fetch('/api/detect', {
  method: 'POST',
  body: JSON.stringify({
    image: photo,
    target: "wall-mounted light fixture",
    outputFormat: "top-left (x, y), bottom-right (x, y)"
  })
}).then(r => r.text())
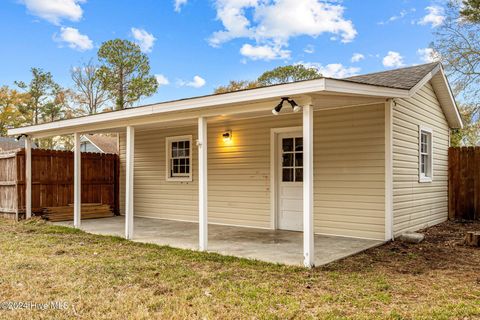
top-left (272, 97), bottom-right (302, 115)
top-left (222, 130), bottom-right (232, 143)
top-left (15, 134), bottom-right (28, 141)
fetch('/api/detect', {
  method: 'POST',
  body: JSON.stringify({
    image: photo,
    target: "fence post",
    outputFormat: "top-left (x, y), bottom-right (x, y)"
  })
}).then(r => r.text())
top-left (25, 138), bottom-right (32, 219)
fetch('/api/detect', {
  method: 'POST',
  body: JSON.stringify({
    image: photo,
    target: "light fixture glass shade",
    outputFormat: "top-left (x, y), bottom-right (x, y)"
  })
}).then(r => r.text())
top-left (293, 105), bottom-right (302, 113)
top-left (287, 99), bottom-right (301, 112)
top-left (222, 130), bottom-right (232, 142)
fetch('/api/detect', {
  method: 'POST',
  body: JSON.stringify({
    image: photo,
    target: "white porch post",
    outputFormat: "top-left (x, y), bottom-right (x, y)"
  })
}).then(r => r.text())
top-left (73, 132), bottom-right (81, 228)
top-left (303, 104), bottom-right (314, 268)
top-left (125, 126), bottom-right (135, 240)
top-left (385, 99), bottom-right (394, 240)
top-left (198, 117), bottom-right (208, 251)
top-left (24, 137), bottom-right (32, 219)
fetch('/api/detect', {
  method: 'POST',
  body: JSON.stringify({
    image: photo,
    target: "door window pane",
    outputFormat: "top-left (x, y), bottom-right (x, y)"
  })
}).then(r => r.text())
top-left (282, 153), bottom-right (294, 167)
top-left (295, 153), bottom-right (303, 167)
top-left (295, 168), bottom-right (303, 182)
top-left (282, 168), bottom-right (294, 182)
top-left (282, 138), bottom-right (294, 152)
top-left (295, 138), bottom-right (303, 151)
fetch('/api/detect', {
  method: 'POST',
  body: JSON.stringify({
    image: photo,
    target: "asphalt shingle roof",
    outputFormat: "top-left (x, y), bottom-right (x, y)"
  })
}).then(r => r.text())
top-left (86, 134), bottom-right (118, 154)
top-left (343, 62), bottom-right (440, 90)
top-left (0, 137), bottom-right (36, 151)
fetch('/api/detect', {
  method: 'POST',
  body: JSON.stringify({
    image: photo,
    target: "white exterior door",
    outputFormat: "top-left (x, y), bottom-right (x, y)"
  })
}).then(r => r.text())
top-left (277, 132), bottom-right (303, 231)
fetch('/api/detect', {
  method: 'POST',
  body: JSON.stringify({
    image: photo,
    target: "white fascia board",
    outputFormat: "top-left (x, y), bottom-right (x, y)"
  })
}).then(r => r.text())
top-left (323, 78), bottom-right (410, 98)
top-left (435, 67), bottom-right (463, 129)
top-left (8, 79), bottom-right (326, 137)
top-left (8, 77), bottom-right (411, 138)
top-left (408, 64), bottom-right (463, 129)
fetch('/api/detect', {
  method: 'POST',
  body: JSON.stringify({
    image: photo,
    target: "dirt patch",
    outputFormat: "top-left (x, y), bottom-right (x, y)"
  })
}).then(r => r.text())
top-left (325, 221), bottom-right (480, 274)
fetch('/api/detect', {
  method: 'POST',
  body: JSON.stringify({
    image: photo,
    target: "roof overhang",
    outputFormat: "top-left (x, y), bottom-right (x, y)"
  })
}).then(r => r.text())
top-left (8, 78), bottom-right (411, 138)
top-left (408, 63), bottom-right (463, 129)
top-left (8, 68), bottom-right (461, 138)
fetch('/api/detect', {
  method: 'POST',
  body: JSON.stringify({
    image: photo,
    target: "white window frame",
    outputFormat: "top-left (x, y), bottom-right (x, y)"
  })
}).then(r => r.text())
top-left (418, 125), bottom-right (433, 183)
top-left (166, 135), bottom-right (193, 182)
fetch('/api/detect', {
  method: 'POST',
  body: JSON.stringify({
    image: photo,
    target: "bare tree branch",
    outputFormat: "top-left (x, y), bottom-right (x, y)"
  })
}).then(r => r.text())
top-left (71, 59), bottom-right (110, 114)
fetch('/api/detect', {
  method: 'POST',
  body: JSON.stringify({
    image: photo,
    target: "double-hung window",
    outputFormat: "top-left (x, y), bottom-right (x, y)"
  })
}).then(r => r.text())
top-left (419, 126), bottom-right (433, 182)
top-left (166, 135), bottom-right (192, 181)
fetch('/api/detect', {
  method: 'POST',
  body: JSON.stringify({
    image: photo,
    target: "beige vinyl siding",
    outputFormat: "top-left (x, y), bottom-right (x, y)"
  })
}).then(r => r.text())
top-left (393, 82), bottom-right (449, 236)
top-left (208, 115), bottom-right (301, 228)
top-left (120, 126), bottom-right (198, 221)
top-left (120, 116), bottom-right (302, 226)
top-left (120, 103), bottom-right (386, 239)
top-left (314, 104), bottom-right (385, 240)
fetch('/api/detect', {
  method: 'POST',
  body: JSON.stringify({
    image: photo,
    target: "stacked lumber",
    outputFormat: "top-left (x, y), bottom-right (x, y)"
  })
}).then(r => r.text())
top-left (465, 231), bottom-right (480, 247)
top-left (42, 203), bottom-right (114, 222)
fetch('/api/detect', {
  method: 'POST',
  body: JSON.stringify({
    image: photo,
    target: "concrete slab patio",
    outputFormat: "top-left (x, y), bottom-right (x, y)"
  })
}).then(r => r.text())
top-left (54, 216), bottom-right (384, 266)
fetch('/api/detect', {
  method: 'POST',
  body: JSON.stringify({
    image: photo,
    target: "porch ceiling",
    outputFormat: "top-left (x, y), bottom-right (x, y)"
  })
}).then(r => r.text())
top-left (54, 216), bottom-right (384, 266)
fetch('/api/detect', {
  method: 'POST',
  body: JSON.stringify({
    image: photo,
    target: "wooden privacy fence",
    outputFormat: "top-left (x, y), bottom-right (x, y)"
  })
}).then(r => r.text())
top-left (449, 147), bottom-right (480, 220)
top-left (0, 148), bottom-right (119, 219)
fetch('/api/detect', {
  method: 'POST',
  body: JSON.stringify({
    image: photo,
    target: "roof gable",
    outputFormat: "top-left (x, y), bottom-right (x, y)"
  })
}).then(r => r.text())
top-left (343, 63), bottom-right (440, 90)
top-left (83, 134), bottom-right (118, 154)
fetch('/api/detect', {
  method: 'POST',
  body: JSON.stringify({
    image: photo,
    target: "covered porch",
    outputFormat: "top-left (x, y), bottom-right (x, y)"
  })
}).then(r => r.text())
top-left (10, 78), bottom-right (400, 268)
top-left (55, 216), bottom-right (383, 266)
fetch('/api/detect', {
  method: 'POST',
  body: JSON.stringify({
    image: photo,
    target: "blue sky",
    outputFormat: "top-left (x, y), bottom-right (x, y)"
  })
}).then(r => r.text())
top-left (0, 0), bottom-right (445, 105)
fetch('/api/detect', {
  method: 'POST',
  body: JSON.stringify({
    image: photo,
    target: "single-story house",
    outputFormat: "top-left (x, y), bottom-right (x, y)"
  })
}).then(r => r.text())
top-left (9, 62), bottom-right (462, 267)
top-left (79, 134), bottom-right (118, 154)
top-left (0, 136), bottom-right (37, 151)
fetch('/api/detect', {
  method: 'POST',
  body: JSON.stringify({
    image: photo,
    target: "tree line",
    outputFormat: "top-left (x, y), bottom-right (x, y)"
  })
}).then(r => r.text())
top-left (0, 39), bottom-right (158, 147)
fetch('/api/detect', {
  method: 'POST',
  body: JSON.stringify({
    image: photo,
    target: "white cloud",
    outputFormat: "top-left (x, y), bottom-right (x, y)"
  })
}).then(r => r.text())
top-left (382, 51), bottom-right (405, 68)
top-left (378, 8), bottom-right (416, 25)
top-left (417, 48), bottom-right (440, 63)
top-left (178, 75), bottom-right (206, 88)
top-left (20, 0), bottom-right (85, 25)
top-left (209, 0), bottom-right (357, 60)
top-left (304, 44), bottom-right (315, 54)
top-left (240, 43), bottom-right (290, 60)
top-left (419, 6), bottom-right (445, 27)
top-left (131, 28), bottom-right (156, 53)
top-left (155, 74), bottom-right (170, 86)
top-left (297, 61), bottom-right (360, 78)
top-left (56, 27), bottom-right (93, 51)
top-left (174, 0), bottom-right (188, 12)
top-left (351, 53), bottom-right (365, 63)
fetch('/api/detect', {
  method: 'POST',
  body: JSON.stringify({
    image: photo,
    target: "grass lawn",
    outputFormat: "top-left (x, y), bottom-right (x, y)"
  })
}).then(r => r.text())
top-left (0, 218), bottom-right (479, 319)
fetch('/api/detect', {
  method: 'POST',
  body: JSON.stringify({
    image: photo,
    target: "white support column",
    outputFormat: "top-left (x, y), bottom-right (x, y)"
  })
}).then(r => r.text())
top-left (198, 117), bottom-right (208, 251)
top-left (303, 104), bottom-right (314, 268)
top-left (385, 99), bottom-right (394, 241)
top-left (24, 137), bottom-right (32, 219)
top-left (125, 126), bottom-right (135, 240)
top-left (73, 132), bottom-right (81, 228)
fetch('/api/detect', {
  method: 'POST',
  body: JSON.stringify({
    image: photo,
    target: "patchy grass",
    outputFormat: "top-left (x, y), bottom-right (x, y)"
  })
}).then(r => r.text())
top-left (0, 218), bottom-right (479, 319)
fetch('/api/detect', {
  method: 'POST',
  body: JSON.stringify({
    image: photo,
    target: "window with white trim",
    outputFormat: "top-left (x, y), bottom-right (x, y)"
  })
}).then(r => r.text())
top-left (419, 126), bottom-right (433, 182)
top-left (166, 135), bottom-right (192, 181)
